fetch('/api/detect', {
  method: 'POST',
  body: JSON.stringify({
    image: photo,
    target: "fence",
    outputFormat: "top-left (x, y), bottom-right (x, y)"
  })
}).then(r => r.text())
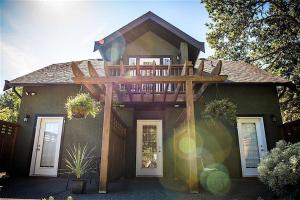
top-left (0, 120), bottom-right (20, 171)
top-left (108, 110), bottom-right (128, 181)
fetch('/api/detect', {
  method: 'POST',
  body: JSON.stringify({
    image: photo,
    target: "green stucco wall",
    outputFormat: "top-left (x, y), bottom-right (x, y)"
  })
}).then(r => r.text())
top-left (122, 31), bottom-right (180, 64)
top-left (194, 84), bottom-right (283, 178)
top-left (14, 84), bottom-right (283, 179)
top-left (14, 85), bottom-right (135, 176)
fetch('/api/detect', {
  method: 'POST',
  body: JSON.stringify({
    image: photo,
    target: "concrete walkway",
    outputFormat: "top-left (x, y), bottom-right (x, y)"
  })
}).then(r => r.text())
top-left (0, 177), bottom-right (271, 200)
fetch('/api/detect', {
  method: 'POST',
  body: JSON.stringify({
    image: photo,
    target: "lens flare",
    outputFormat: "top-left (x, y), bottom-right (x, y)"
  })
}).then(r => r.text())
top-left (200, 164), bottom-right (231, 196)
top-left (179, 136), bottom-right (196, 155)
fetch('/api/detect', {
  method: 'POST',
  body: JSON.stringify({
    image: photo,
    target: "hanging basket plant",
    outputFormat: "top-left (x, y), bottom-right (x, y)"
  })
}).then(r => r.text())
top-left (203, 99), bottom-right (237, 125)
top-left (65, 93), bottom-right (102, 120)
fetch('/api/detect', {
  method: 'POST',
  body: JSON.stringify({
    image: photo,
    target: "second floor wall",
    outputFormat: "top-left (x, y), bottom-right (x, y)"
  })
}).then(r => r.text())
top-left (106, 31), bottom-right (191, 66)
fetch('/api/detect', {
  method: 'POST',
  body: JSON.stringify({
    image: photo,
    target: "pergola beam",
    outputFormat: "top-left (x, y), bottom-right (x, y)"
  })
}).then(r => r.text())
top-left (71, 62), bottom-right (101, 100)
top-left (163, 64), bottom-right (172, 102)
top-left (87, 61), bottom-right (105, 94)
top-left (120, 60), bottom-right (133, 102)
top-left (174, 61), bottom-right (187, 102)
top-left (194, 60), bottom-right (223, 101)
top-left (73, 75), bottom-right (227, 84)
top-left (152, 62), bottom-right (156, 102)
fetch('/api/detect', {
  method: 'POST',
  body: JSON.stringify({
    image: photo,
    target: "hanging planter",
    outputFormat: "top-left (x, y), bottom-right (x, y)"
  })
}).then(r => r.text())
top-left (203, 99), bottom-right (237, 125)
top-left (65, 93), bottom-right (102, 120)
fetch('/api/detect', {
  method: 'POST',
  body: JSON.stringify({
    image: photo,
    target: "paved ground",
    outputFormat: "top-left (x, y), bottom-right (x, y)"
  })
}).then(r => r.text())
top-left (0, 177), bottom-right (272, 200)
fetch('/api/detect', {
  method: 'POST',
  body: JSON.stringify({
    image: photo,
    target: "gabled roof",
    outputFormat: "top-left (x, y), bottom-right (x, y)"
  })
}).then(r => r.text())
top-left (4, 59), bottom-right (290, 91)
top-left (94, 11), bottom-right (205, 61)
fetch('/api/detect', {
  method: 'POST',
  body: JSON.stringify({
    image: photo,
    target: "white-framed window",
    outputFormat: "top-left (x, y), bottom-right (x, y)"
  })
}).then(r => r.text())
top-left (163, 58), bottom-right (171, 65)
top-left (139, 58), bottom-right (160, 65)
top-left (129, 57), bottom-right (137, 65)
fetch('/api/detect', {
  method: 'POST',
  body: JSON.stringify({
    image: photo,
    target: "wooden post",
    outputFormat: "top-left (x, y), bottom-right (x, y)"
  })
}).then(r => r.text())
top-left (99, 83), bottom-right (113, 193)
top-left (185, 80), bottom-right (199, 193)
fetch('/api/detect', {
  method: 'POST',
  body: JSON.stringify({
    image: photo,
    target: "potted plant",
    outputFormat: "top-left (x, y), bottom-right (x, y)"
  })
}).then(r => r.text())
top-left (65, 93), bottom-right (101, 120)
top-left (64, 144), bottom-right (95, 194)
top-left (203, 98), bottom-right (237, 125)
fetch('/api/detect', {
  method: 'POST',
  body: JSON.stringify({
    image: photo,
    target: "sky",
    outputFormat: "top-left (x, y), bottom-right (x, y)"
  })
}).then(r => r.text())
top-left (0, 0), bottom-right (213, 92)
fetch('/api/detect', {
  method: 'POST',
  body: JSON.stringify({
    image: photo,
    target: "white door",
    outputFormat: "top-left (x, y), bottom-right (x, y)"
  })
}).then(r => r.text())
top-left (30, 117), bottom-right (64, 176)
top-left (136, 120), bottom-right (163, 177)
top-left (237, 117), bottom-right (268, 177)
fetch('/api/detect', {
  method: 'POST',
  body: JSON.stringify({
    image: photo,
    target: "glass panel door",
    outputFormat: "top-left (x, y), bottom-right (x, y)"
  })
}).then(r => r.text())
top-left (136, 120), bottom-right (163, 177)
top-left (142, 125), bottom-right (158, 168)
top-left (237, 117), bottom-right (267, 177)
top-left (30, 117), bottom-right (64, 176)
top-left (240, 123), bottom-right (260, 168)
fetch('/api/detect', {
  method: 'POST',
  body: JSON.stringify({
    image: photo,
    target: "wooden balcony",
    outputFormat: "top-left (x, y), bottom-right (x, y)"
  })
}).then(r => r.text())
top-left (71, 60), bottom-right (227, 103)
top-left (105, 63), bottom-right (193, 94)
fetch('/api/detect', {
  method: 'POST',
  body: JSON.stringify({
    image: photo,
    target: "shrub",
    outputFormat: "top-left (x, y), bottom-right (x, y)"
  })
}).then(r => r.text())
top-left (258, 140), bottom-right (300, 197)
top-left (203, 99), bottom-right (237, 124)
top-left (65, 93), bottom-right (101, 120)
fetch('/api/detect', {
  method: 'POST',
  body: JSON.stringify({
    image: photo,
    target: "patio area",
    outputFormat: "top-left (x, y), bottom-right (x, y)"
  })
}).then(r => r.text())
top-left (0, 177), bottom-right (272, 200)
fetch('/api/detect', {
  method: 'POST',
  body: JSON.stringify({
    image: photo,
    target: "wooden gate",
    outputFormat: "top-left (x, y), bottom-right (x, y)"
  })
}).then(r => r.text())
top-left (0, 120), bottom-right (20, 171)
top-left (108, 110), bottom-right (128, 181)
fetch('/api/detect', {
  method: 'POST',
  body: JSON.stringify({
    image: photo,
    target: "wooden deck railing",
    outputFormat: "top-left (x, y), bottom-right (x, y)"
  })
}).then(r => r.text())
top-left (105, 63), bottom-right (193, 93)
top-left (0, 120), bottom-right (20, 171)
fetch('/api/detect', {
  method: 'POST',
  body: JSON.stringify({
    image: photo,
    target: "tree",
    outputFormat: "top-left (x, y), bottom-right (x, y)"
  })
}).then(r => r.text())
top-left (0, 88), bottom-right (22, 123)
top-left (201, 0), bottom-right (300, 122)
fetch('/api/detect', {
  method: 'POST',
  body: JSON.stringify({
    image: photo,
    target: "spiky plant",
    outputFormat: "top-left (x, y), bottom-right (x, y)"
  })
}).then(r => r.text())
top-left (64, 144), bottom-right (95, 179)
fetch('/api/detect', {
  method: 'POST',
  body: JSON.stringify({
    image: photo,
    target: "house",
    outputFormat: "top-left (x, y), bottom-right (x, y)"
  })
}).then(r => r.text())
top-left (3, 11), bottom-right (291, 193)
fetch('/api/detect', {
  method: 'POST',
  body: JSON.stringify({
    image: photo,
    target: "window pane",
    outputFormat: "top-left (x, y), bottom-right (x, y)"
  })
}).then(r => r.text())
top-left (40, 122), bottom-right (60, 167)
top-left (142, 125), bottom-right (157, 168)
top-left (241, 123), bottom-right (260, 168)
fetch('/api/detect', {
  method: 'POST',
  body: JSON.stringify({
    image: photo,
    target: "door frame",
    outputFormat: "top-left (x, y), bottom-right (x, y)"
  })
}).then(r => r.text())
top-left (29, 116), bottom-right (65, 177)
top-left (136, 120), bottom-right (163, 177)
top-left (237, 117), bottom-right (268, 177)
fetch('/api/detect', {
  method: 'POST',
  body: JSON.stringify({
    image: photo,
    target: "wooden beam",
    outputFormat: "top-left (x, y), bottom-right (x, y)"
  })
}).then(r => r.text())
top-left (194, 60), bottom-right (223, 101)
top-left (120, 60), bottom-right (125, 76)
top-left (185, 80), bottom-right (199, 193)
top-left (120, 60), bottom-right (132, 102)
top-left (136, 63), bottom-right (143, 102)
top-left (163, 64), bottom-right (172, 102)
top-left (73, 75), bottom-right (227, 84)
top-left (71, 62), bottom-right (100, 99)
top-left (99, 83), bottom-right (113, 194)
top-left (193, 60), bottom-right (207, 89)
top-left (152, 61), bottom-right (156, 102)
top-left (174, 61), bottom-right (187, 102)
top-left (195, 59), bottom-right (204, 75)
top-left (87, 61), bottom-right (105, 94)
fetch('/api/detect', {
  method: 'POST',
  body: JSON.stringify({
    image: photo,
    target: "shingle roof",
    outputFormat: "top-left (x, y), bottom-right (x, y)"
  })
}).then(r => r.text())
top-left (197, 59), bottom-right (289, 84)
top-left (5, 58), bottom-right (289, 90)
top-left (8, 59), bottom-right (105, 85)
